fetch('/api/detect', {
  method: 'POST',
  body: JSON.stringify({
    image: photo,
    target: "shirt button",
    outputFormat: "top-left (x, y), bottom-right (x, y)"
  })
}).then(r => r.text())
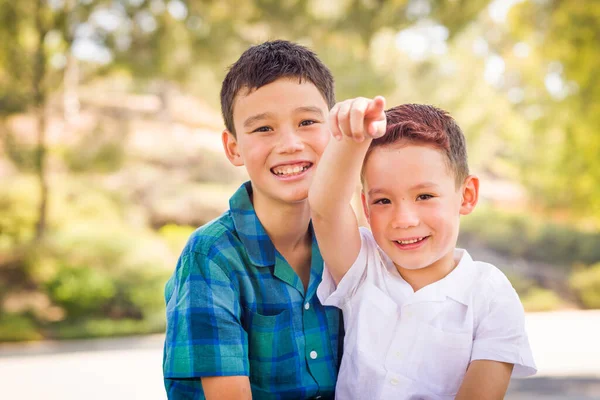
top-left (309, 350), bottom-right (318, 359)
top-left (395, 351), bottom-right (402, 358)
top-left (390, 377), bottom-right (399, 386)
top-left (304, 302), bottom-right (310, 310)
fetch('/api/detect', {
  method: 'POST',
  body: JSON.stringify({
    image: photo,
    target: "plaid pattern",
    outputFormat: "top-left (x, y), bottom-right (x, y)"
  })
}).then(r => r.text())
top-left (163, 182), bottom-right (342, 399)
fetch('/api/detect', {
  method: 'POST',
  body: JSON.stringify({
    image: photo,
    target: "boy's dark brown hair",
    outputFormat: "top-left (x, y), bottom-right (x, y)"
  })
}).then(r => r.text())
top-left (220, 40), bottom-right (335, 137)
top-left (363, 104), bottom-right (469, 186)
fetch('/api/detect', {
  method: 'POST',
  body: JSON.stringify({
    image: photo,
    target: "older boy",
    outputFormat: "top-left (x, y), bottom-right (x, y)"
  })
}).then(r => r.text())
top-left (163, 41), bottom-right (342, 400)
top-left (309, 97), bottom-right (536, 399)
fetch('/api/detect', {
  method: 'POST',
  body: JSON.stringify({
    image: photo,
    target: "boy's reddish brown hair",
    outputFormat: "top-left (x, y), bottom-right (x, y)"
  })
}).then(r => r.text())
top-left (362, 104), bottom-right (469, 187)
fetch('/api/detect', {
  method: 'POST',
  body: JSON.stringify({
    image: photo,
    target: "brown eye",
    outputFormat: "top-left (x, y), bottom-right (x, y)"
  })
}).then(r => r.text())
top-left (417, 194), bottom-right (434, 201)
top-left (374, 198), bottom-right (391, 205)
top-left (252, 126), bottom-right (272, 133)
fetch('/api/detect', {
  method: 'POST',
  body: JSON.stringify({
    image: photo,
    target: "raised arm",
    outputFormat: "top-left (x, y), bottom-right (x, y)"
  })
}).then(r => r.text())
top-left (308, 96), bottom-right (386, 284)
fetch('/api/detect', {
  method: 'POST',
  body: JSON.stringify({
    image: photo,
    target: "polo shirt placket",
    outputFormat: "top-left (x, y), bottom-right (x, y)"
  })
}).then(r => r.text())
top-left (163, 182), bottom-right (341, 400)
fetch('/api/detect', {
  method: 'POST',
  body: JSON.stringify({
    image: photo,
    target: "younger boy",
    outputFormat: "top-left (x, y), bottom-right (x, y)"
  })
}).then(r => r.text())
top-left (163, 41), bottom-right (342, 400)
top-left (309, 97), bottom-right (536, 399)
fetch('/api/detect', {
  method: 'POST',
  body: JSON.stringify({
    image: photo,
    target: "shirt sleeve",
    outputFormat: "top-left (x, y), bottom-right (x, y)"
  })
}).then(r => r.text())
top-left (470, 270), bottom-right (537, 377)
top-left (163, 250), bottom-right (248, 380)
top-left (317, 227), bottom-right (376, 309)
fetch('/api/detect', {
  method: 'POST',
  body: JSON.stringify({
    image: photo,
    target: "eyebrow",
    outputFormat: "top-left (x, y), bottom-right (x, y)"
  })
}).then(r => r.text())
top-left (243, 112), bottom-right (275, 129)
top-left (243, 107), bottom-right (325, 130)
top-left (295, 106), bottom-right (325, 117)
top-left (410, 182), bottom-right (439, 190)
top-left (367, 182), bottom-right (439, 196)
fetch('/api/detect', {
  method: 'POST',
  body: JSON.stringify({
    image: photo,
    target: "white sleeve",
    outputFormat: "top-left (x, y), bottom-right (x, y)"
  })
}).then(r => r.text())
top-left (471, 270), bottom-right (537, 377)
top-left (317, 227), bottom-right (377, 308)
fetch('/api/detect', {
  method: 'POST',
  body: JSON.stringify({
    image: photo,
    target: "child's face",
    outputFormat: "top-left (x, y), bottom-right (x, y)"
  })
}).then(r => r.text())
top-left (361, 143), bottom-right (478, 273)
top-left (223, 78), bottom-right (330, 205)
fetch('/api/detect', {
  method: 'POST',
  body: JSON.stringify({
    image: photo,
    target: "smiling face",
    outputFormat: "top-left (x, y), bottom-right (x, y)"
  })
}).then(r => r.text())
top-left (361, 143), bottom-right (478, 276)
top-left (222, 78), bottom-right (331, 205)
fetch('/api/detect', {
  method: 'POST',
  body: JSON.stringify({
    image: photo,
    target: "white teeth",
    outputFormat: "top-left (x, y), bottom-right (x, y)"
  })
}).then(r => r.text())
top-left (273, 165), bottom-right (309, 176)
top-left (397, 237), bottom-right (425, 245)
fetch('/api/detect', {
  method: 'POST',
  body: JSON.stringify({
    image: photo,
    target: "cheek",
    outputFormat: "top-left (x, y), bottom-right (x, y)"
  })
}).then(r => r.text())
top-left (425, 205), bottom-right (459, 235)
top-left (309, 129), bottom-right (331, 156)
top-left (245, 141), bottom-right (271, 163)
top-left (367, 208), bottom-right (386, 230)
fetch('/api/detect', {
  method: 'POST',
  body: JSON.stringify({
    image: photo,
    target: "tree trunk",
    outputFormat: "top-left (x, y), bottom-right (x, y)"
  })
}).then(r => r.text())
top-left (63, 0), bottom-right (79, 125)
top-left (33, 0), bottom-right (49, 241)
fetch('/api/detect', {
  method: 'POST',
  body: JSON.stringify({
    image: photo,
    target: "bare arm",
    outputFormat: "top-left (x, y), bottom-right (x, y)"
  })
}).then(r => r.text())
top-left (455, 360), bottom-right (514, 400)
top-left (201, 376), bottom-right (252, 400)
top-left (308, 96), bottom-right (386, 284)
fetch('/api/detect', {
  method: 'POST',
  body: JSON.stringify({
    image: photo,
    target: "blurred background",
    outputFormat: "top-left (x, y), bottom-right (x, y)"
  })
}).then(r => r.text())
top-left (0, 0), bottom-right (598, 398)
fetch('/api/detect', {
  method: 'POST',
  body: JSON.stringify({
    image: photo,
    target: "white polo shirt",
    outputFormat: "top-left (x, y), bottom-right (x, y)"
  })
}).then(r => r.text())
top-left (317, 227), bottom-right (536, 400)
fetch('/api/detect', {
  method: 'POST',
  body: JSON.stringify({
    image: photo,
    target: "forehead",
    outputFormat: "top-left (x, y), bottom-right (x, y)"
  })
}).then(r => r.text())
top-left (363, 144), bottom-right (454, 191)
top-left (232, 78), bottom-right (328, 123)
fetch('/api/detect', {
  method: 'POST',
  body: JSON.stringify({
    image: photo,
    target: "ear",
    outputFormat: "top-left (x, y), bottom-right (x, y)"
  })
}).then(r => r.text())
top-left (222, 130), bottom-right (244, 167)
top-left (361, 191), bottom-right (371, 224)
top-left (459, 175), bottom-right (479, 216)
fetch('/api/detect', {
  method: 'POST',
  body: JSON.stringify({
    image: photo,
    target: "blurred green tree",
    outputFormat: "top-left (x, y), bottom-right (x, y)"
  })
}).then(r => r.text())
top-left (504, 0), bottom-right (600, 223)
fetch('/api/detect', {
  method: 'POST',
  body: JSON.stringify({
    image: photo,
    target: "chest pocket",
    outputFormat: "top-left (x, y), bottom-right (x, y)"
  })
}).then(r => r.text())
top-left (244, 308), bottom-right (298, 387)
top-left (414, 322), bottom-right (473, 395)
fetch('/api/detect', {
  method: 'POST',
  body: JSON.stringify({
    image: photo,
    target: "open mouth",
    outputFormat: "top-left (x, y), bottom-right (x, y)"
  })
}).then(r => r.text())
top-left (393, 235), bottom-right (430, 249)
top-left (270, 162), bottom-right (313, 178)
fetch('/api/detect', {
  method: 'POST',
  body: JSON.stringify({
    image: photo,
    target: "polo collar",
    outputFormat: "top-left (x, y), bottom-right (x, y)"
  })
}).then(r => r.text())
top-left (435, 249), bottom-right (478, 305)
top-left (384, 248), bottom-right (478, 306)
top-left (229, 182), bottom-right (276, 267)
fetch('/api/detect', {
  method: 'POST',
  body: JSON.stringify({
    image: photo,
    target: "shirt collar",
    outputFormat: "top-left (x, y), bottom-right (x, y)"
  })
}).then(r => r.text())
top-left (229, 181), bottom-right (276, 267)
top-left (435, 249), bottom-right (478, 305)
top-left (384, 248), bottom-right (478, 306)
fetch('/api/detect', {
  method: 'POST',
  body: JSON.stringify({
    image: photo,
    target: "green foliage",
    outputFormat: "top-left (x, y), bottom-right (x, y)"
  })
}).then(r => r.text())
top-left (0, 176), bottom-right (38, 251)
top-left (506, 272), bottom-right (563, 312)
top-left (505, 0), bottom-right (600, 222)
top-left (459, 206), bottom-right (600, 268)
top-left (570, 263), bottom-right (600, 309)
top-left (0, 313), bottom-right (41, 342)
top-left (45, 264), bottom-right (117, 319)
top-left (63, 122), bottom-right (127, 173)
top-left (49, 316), bottom-right (165, 340)
top-left (520, 287), bottom-right (563, 313)
top-left (158, 224), bottom-right (195, 255)
top-left (1, 129), bottom-right (38, 172)
top-left (29, 223), bottom-right (172, 320)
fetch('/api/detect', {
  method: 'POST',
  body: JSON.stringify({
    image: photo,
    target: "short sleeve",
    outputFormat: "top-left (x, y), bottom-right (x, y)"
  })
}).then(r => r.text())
top-left (163, 250), bottom-right (248, 380)
top-left (317, 227), bottom-right (376, 308)
top-left (471, 272), bottom-right (537, 377)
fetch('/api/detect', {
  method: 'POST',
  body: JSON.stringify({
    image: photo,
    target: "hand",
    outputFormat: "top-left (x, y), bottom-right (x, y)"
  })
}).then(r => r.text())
top-left (329, 96), bottom-right (386, 142)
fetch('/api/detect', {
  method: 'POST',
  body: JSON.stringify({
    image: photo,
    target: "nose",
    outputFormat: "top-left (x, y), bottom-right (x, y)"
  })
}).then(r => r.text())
top-left (390, 204), bottom-right (419, 229)
top-left (276, 127), bottom-right (305, 154)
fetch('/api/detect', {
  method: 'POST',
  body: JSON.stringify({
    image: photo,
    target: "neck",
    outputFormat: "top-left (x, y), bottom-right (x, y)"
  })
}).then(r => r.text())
top-left (396, 249), bottom-right (457, 292)
top-left (253, 191), bottom-right (312, 252)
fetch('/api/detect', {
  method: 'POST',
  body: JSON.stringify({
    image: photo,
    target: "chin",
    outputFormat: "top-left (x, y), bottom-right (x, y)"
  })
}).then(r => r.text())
top-left (277, 187), bottom-right (310, 204)
top-left (390, 255), bottom-right (433, 271)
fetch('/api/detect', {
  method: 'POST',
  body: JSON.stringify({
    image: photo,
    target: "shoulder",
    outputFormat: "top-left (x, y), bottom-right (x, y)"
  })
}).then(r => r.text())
top-left (358, 226), bottom-right (376, 243)
top-left (468, 257), bottom-right (525, 323)
top-left (183, 211), bottom-right (243, 259)
top-left (471, 260), bottom-right (516, 297)
top-left (176, 211), bottom-right (247, 277)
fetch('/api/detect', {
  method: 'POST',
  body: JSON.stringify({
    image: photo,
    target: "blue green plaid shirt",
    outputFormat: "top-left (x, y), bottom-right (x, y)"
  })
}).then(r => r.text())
top-left (163, 182), bottom-right (342, 399)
